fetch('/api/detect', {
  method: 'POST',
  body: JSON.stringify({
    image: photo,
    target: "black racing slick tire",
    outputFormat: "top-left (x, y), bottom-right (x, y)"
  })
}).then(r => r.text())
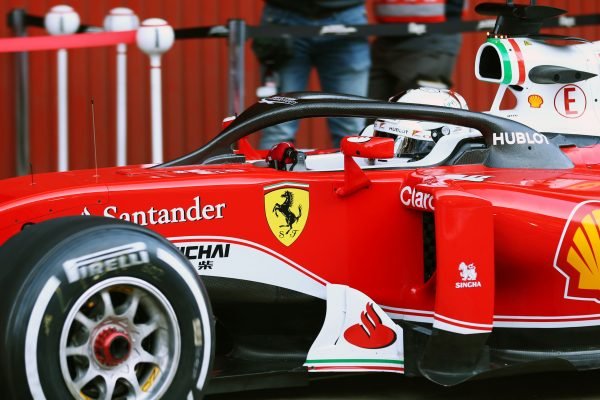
top-left (0, 216), bottom-right (214, 400)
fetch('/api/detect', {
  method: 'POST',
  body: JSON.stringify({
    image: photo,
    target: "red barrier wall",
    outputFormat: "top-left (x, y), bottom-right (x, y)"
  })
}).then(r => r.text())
top-left (0, 0), bottom-right (597, 178)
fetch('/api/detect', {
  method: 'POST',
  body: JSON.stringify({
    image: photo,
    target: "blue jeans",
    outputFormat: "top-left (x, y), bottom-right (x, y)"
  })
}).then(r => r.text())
top-left (258, 4), bottom-right (371, 149)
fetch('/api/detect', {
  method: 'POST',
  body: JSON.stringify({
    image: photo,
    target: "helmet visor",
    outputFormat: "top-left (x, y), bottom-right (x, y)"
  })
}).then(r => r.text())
top-left (395, 135), bottom-right (434, 158)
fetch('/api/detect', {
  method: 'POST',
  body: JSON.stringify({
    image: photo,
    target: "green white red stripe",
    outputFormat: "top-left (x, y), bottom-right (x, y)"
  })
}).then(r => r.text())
top-left (305, 358), bottom-right (404, 373)
top-left (508, 38), bottom-right (526, 85)
top-left (488, 38), bottom-right (513, 85)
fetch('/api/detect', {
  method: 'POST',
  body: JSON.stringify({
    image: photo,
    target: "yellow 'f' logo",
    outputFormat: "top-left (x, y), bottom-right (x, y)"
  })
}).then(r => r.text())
top-left (264, 183), bottom-right (309, 246)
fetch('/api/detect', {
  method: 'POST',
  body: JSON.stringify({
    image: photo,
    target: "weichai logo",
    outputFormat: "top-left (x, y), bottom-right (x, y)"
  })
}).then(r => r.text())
top-left (555, 201), bottom-right (600, 302)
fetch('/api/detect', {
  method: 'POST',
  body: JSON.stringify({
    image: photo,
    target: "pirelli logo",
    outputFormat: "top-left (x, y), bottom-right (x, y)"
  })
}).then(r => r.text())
top-left (63, 242), bottom-right (150, 283)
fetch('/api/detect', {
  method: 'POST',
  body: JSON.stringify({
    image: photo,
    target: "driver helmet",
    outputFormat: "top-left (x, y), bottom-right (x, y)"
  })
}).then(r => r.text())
top-left (373, 88), bottom-right (470, 160)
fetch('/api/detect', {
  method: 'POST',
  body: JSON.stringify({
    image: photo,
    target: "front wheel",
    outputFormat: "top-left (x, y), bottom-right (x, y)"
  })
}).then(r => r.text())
top-left (0, 216), bottom-right (214, 400)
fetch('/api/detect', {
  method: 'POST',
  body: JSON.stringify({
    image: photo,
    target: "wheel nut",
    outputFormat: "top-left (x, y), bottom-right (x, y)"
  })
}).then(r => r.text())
top-left (94, 327), bottom-right (131, 367)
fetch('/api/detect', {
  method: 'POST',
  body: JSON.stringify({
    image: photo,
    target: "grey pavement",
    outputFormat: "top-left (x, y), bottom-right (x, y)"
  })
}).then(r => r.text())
top-left (207, 370), bottom-right (600, 400)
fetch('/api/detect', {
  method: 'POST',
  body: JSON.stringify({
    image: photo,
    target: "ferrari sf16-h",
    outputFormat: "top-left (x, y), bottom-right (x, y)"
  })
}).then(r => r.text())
top-left (0, 1), bottom-right (600, 399)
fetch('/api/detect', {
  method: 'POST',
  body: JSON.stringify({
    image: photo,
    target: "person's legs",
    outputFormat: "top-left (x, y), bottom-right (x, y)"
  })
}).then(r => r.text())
top-left (371, 34), bottom-right (461, 100)
top-left (386, 51), bottom-right (459, 95)
top-left (368, 62), bottom-right (395, 102)
top-left (365, 47), bottom-right (398, 125)
top-left (258, 5), bottom-right (313, 149)
top-left (369, 37), bottom-right (416, 100)
top-left (314, 6), bottom-right (371, 147)
top-left (258, 49), bottom-right (312, 149)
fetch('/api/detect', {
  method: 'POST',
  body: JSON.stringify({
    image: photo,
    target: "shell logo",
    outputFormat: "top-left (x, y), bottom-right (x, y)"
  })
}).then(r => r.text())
top-left (565, 211), bottom-right (600, 290)
top-left (528, 94), bottom-right (544, 108)
top-left (555, 201), bottom-right (600, 302)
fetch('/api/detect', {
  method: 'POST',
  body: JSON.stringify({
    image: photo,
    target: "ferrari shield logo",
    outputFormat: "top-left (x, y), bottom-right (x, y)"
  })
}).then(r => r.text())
top-left (264, 183), bottom-right (309, 246)
top-left (555, 201), bottom-right (600, 302)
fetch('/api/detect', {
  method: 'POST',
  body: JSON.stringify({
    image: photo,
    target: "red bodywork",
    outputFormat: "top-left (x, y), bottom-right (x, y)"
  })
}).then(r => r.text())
top-left (0, 149), bottom-right (599, 334)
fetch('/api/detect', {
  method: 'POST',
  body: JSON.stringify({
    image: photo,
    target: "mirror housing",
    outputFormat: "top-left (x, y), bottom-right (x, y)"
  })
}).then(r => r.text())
top-left (340, 136), bottom-right (395, 159)
top-left (337, 136), bottom-right (395, 198)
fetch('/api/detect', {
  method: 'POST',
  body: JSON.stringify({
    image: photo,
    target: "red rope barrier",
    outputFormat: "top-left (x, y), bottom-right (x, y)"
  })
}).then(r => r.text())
top-left (0, 30), bottom-right (136, 53)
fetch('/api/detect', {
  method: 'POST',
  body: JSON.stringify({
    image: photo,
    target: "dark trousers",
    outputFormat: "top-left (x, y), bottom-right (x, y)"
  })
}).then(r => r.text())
top-left (368, 37), bottom-right (459, 101)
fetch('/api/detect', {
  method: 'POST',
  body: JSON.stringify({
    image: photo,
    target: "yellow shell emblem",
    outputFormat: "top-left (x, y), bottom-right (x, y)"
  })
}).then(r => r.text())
top-left (555, 202), bottom-right (600, 302)
top-left (264, 183), bottom-right (309, 246)
top-left (566, 210), bottom-right (600, 290)
top-left (528, 94), bottom-right (544, 109)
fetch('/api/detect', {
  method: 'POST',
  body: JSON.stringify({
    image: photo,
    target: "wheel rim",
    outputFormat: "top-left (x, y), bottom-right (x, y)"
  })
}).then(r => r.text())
top-left (59, 277), bottom-right (181, 400)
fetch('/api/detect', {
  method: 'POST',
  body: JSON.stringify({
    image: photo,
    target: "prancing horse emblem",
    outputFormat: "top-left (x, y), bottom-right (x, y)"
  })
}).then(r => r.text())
top-left (264, 183), bottom-right (310, 246)
top-left (273, 191), bottom-right (302, 234)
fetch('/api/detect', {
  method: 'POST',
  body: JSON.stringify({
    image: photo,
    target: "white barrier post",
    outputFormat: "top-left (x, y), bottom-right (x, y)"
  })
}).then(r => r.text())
top-left (136, 19), bottom-right (174, 165)
top-left (44, 5), bottom-right (80, 172)
top-left (104, 8), bottom-right (139, 167)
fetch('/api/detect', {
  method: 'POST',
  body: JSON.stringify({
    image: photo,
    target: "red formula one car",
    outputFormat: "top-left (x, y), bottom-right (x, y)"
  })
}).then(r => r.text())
top-left (1, 2), bottom-right (600, 400)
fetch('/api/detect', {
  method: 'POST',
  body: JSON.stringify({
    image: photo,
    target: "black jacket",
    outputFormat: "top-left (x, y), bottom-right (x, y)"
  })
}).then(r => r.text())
top-left (265, 0), bottom-right (365, 17)
top-left (373, 0), bottom-right (465, 56)
top-left (446, 0), bottom-right (465, 20)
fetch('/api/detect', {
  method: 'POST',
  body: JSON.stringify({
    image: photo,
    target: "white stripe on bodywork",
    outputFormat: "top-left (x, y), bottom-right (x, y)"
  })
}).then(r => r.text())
top-left (157, 248), bottom-right (213, 391)
top-left (386, 312), bottom-right (433, 324)
top-left (494, 314), bottom-right (600, 329)
top-left (170, 237), bottom-right (600, 331)
top-left (433, 313), bottom-right (493, 335)
top-left (169, 236), bottom-right (328, 299)
top-left (26, 276), bottom-right (61, 400)
top-left (387, 309), bottom-right (600, 330)
top-left (494, 320), bottom-right (600, 329)
top-left (264, 182), bottom-right (310, 190)
top-left (435, 313), bottom-right (493, 329)
top-left (433, 319), bottom-right (490, 335)
top-left (382, 305), bottom-right (434, 323)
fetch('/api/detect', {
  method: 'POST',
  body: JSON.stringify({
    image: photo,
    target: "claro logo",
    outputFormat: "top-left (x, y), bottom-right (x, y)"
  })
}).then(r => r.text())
top-left (492, 132), bottom-right (549, 146)
top-left (400, 186), bottom-right (434, 211)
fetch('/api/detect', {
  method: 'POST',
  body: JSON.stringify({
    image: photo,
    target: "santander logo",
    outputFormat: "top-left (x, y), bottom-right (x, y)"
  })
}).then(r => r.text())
top-left (343, 303), bottom-right (397, 349)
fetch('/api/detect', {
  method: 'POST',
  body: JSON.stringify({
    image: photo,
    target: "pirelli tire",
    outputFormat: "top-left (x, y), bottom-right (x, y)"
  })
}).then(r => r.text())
top-left (0, 216), bottom-right (214, 400)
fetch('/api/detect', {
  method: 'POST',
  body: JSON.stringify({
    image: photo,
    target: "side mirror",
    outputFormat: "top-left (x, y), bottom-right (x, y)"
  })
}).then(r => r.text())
top-left (340, 136), bottom-right (395, 159)
top-left (336, 136), bottom-right (395, 198)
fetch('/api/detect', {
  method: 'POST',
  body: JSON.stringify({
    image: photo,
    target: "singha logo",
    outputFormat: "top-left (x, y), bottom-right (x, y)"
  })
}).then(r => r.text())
top-left (272, 190), bottom-right (302, 234)
top-left (459, 262), bottom-right (477, 281)
top-left (456, 262), bottom-right (481, 288)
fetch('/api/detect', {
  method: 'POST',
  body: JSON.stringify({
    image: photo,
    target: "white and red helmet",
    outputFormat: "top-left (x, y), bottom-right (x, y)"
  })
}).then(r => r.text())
top-left (373, 88), bottom-right (471, 160)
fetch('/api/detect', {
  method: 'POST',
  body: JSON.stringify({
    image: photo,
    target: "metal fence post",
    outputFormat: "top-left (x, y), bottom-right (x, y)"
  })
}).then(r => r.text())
top-left (7, 8), bottom-right (29, 176)
top-left (227, 19), bottom-right (246, 115)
